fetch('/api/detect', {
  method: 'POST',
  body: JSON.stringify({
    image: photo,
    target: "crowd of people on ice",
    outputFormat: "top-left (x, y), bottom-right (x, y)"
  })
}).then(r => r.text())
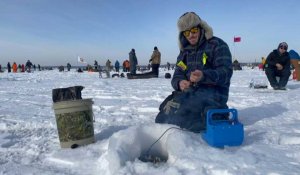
top-left (0, 50), bottom-right (173, 75)
top-left (1, 44), bottom-right (299, 89)
top-left (0, 60), bottom-right (41, 73)
top-left (58, 46), bottom-right (169, 78)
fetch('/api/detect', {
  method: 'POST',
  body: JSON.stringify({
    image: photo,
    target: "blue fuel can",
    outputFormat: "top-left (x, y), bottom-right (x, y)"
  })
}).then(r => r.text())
top-left (202, 108), bottom-right (244, 148)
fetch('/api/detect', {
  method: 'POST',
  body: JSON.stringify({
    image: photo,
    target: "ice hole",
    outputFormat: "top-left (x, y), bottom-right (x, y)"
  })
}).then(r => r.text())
top-left (100, 124), bottom-right (174, 173)
top-left (138, 136), bottom-right (169, 163)
top-left (136, 125), bottom-right (169, 163)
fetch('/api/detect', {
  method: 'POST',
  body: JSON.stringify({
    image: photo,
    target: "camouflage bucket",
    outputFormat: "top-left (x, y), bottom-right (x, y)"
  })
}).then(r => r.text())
top-left (53, 99), bottom-right (95, 148)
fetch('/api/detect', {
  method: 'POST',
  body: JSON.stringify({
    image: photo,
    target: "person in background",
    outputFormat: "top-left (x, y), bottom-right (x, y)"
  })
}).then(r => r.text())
top-left (25, 60), bottom-right (33, 72)
top-left (7, 62), bottom-right (11, 73)
top-left (122, 60), bottom-right (126, 72)
top-left (232, 59), bottom-right (242, 70)
top-left (59, 65), bottom-right (64, 72)
top-left (94, 60), bottom-right (98, 70)
top-left (115, 60), bottom-right (120, 72)
top-left (123, 60), bottom-right (130, 72)
top-left (106, 59), bottom-right (111, 72)
top-left (67, 63), bottom-right (71, 71)
top-left (167, 62), bottom-right (171, 70)
top-left (12, 62), bottom-right (18, 73)
top-left (104, 60), bottom-right (111, 78)
top-left (265, 42), bottom-right (291, 90)
top-left (261, 57), bottom-right (266, 71)
top-left (38, 64), bottom-right (41, 71)
top-left (18, 64), bottom-right (21, 72)
top-left (21, 64), bottom-right (25, 72)
top-left (149, 46), bottom-right (161, 76)
top-left (155, 12), bottom-right (233, 132)
top-left (0, 64), bottom-right (2, 73)
top-left (129, 49), bottom-right (138, 75)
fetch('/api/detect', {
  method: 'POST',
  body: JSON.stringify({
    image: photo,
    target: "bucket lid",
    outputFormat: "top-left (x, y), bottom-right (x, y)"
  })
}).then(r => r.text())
top-left (53, 98), bottom-right (93, 110)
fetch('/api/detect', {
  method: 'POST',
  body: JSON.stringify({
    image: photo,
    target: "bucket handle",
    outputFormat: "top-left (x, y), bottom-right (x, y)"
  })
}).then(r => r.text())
top-left (206, 108), bottom-right (238, 125)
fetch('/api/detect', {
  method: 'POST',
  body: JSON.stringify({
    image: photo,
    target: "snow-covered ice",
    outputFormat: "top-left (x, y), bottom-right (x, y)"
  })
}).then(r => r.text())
top-left (1, 67), bottom-right (300, 175)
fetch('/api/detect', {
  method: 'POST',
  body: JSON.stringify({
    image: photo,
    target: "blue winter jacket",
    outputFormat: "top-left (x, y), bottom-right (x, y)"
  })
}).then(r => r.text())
top-left (171, 33), bottom-right (233, 107)
top-left (115, 61), bottom-right (120, 68)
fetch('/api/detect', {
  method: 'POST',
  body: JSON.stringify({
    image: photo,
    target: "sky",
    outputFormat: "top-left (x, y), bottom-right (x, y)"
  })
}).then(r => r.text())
top-left (0, 0), bottom-right (300, 66)
top-left (1, 68), bottom-right (300, 174)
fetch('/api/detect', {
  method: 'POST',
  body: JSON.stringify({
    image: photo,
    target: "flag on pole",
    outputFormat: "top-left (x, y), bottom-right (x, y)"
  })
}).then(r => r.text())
top-left (78, 56), bottom-right (87, 64)
top-left (234, 37), bottom-right (241, 42)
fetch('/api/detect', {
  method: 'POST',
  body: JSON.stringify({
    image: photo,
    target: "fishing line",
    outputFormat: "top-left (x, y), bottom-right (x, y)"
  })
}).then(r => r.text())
top-left (139, 126), bottom-right (191, 163)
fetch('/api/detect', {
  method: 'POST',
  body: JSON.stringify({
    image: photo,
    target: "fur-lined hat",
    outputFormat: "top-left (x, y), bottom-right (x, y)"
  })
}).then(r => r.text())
top-left (177, 12), bottom-right (213, 50)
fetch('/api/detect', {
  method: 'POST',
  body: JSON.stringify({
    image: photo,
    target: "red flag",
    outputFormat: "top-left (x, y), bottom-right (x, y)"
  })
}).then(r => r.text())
top-left (234, 37), bottom-right (241, 42)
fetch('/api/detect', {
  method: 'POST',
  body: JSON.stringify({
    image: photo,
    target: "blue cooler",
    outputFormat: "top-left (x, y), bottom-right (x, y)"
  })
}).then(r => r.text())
top-left (202, 109), bottom-right (244, 148)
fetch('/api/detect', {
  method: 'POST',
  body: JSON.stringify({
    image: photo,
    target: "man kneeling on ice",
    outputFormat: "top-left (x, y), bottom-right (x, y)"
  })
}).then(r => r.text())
top-left (155, 12), bottom-right (233, 132)
top-left (265, 42), bottom-right (291, 90)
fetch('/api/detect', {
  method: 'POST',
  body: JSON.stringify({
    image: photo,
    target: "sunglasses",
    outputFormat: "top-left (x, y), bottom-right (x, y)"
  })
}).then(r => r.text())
top-left (183, 27), bottom-right (199, 37)
top-left (280, 46), bottom-right (287, 50)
